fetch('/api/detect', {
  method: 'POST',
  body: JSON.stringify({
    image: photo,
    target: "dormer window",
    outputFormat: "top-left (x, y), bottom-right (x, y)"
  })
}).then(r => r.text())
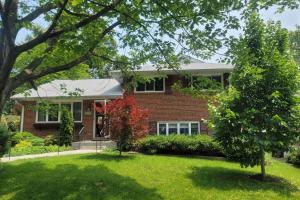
top-left (135, 77), bottom-right (165, 93)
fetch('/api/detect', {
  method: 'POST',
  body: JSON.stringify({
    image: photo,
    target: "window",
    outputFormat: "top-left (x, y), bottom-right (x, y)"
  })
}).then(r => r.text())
top-left (168, 123), bottom-right (178, 135)
top-left (135, 77), bottom-right (164, 92)
top-left (37, 108), bottom-right (46, 122)
top-left (180, 123), bottom-right (189, 135)
top-left (191, 75), bottom-right (222, 89)
top-left (48, 104), bottom-right (59, 122)
top-left (36, 102), bottom-right (82, 123)
top-left (157, 122), bottom-right (200, 136)
top-left (158, 123), bottom-right (167, 135)
top-left (191, 123), bottom-right (199, 135)
top-left (73, 102), bottom-right (82, 122)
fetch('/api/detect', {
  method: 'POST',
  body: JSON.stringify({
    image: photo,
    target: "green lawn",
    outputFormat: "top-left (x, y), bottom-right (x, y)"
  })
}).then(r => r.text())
top-left (0, 153), bottom-right (299, 200)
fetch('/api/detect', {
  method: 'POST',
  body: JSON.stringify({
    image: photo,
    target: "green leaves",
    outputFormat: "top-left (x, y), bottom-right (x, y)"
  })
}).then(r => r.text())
top-left (210, 13), bottom-right (300, 170)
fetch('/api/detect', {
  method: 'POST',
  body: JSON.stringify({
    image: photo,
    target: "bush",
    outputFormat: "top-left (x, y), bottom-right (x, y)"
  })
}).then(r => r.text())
top-left (5, 115), bottom-right (20, 132)
top-left (11, 131), bottom-right (44, 146)
top-left (30, 138), bottom-right (45, 146)
top-left (287, 148), bottom-right (300, 166)
top-left (15, 140), bottom-right (32, 148)
top-left (0, 123), bottom-right (9, 157)
top-left (136, 135), bottom-right (224, 157)
top-left (44, 135), bottom-right (58, 146)
top-left (59, 108), bottom-right (74, 146)
top-left (9, 145), bottom-right (73, 156)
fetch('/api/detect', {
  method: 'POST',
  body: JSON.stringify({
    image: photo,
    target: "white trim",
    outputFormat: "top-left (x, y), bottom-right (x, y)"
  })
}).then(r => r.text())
top-left (134, 77), bottom-right (165, 93)
top-left (20, 105), bottom-right (24, 132)
top-left (157, 121), bottom-right (200, 135)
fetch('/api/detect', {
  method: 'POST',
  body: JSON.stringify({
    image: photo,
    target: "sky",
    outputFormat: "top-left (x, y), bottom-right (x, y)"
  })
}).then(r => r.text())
top-left (206, 7), bottom-right (300, 63)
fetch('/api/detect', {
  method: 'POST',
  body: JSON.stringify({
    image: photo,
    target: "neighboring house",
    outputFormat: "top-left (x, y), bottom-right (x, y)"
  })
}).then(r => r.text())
top-left (11, 59), bottom-right (233, 140)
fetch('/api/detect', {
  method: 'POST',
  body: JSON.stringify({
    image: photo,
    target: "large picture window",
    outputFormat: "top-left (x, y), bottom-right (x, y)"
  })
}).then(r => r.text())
top-left (157, 122), bottom-right (200, 135)
top-left (36, 102), bottom-right (82, 123)
top-left (135, 77), bottom-right (164, 92)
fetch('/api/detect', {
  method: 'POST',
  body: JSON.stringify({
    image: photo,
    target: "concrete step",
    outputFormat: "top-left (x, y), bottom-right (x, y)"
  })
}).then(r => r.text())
top-left (72, 140), bottom-right (116, 150)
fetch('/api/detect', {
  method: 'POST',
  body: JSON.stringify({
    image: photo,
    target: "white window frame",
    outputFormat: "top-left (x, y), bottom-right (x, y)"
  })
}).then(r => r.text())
top-left (157, 121), bottom-right (200, 136)
top-left (134, 77), bottom-right (165, 93)
top-left (35, 101), bottom-right (83, 123)
top-left (191, 73), bottom-right (224, 89)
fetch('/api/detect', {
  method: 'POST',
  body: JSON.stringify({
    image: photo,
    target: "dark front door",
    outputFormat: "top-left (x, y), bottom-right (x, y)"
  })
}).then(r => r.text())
top-left (94, 101), bottom-right (110, 139)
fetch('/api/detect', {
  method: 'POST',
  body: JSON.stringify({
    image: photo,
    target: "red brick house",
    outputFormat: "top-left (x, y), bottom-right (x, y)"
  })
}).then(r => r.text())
top-left (11, 59), bottom-right (233, 140)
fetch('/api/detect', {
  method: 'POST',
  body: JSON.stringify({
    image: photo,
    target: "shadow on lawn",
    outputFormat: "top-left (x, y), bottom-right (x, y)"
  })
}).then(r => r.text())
top-left (78, 153), bottom-right (136, 162)
top-left (188, 166), bottom-right (298, 197)
top-left (0, 161), bottom-right (162, 200)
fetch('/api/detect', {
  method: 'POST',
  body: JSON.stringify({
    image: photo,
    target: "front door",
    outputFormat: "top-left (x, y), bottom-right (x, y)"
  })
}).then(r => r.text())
top-left (94, 101), bottom-right (110, 139)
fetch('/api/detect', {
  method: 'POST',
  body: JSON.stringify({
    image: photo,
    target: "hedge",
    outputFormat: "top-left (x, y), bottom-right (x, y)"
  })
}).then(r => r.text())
top-left (135, 135), bottom-right (224, 157)
top-left (287, 148), bottom-right (300, 166)
top-left (8, 145), bottom-right (73, 157)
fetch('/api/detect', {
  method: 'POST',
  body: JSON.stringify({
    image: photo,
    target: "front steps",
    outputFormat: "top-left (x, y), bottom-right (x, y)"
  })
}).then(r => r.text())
top-left (72, 140), bottom-right (116, 150)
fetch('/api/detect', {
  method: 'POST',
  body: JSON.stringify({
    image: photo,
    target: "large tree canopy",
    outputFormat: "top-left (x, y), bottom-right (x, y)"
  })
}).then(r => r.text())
top-left (0, 0), bottom-right (299, 115)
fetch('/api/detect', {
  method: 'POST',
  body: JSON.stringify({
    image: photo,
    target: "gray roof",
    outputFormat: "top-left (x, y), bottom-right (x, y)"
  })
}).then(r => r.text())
top-left (111, 60), bottom-right (234, 77)
top-left (11, 79), bottom-right (123, 100)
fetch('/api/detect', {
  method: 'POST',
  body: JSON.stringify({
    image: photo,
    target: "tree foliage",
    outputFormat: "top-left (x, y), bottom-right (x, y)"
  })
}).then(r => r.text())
top-left (59, 107), bottom-right (74, 146)
top-left (0, 0), bottom-right (299, 116)
top-left (0, 123), bottom-right (9, 158)
top-left (210, 13), bottom-right (300, 179)
top-left (289, 26), bottom-right (300, 67)
top-left (95, 96), bottom-right (149, 155)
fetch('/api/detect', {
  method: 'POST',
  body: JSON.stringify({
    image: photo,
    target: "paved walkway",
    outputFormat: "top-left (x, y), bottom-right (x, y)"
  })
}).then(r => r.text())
top-left (0, 150), bottom-right (101, 162)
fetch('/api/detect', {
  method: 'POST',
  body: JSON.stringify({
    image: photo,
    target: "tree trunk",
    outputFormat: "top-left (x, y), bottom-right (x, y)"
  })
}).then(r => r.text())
top-left (260, 149), bottom-right (266, 180)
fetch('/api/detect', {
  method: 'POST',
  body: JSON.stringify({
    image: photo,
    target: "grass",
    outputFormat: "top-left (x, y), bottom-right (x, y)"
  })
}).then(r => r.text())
top-left (0, 153), bottom-right (299, 200)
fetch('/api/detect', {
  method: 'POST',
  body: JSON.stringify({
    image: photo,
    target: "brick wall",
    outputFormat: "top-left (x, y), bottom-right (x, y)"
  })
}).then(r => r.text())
top-left (21, 100), bottom-right (95, 139)
top-left (134, 92), bottom-right (209, 134)
top-left (131, 75), bottom-right (211, 134)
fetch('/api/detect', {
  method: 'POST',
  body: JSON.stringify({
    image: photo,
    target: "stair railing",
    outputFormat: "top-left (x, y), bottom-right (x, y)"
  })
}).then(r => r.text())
top-left (77, 126), bottom-right (85, 149)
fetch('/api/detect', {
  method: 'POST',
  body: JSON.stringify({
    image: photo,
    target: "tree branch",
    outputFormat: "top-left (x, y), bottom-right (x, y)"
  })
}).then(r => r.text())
top-left (15, 0), bottom-right (122, 55)
top-left (17, 3), bottom-right (57, 23)
top-left (10, 21), bottom-right (120, 90)
top-left (64, 8), bottom-right (89, 17)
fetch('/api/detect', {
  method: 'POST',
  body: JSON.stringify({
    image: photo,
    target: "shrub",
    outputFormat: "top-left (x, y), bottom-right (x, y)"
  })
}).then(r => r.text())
top-left (30, 138), bottom-right (45, 146)
top-left (136, 135), bottom-right (224, 157)
top-left (287, 148), bottom-right (300, 166)
top-left (5, 115), bottom-right (20, 132)
top-left (44, 135), bottom-right (58, 146)
top-left (9, 145), bottom-right (73, 156)
top-left (15, 140), bottom-right (32, 148)
top-left (59, 108), bottom-right (74, 146)
top-left (11, 131), bottom-right (43, 146)
top-left (0, 123), bottom-right (9, 157)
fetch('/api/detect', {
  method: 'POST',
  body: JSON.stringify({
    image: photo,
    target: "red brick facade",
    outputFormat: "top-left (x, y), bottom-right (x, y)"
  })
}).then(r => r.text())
top-left (21, 74), bottom-right (214, 139)
top-left (134, 92), bottom-right (209, 133)
top-left (21, 100), bottom-right (96, 139)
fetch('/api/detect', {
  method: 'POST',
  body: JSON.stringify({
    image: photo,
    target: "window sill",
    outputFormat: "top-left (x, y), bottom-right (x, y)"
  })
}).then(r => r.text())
top-left (33, 122), bottom-right (83, 129)
top-left (134, 91), bottom-right (165, 94)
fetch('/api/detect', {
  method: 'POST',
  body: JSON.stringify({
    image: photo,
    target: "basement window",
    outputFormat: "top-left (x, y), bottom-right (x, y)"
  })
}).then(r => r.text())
top-left (157, 122), bottom-right (200, 135)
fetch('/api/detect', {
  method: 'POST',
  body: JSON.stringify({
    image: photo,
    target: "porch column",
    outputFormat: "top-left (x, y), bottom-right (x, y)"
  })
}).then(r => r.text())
top-left (20, 104), bottom-right (24, 132)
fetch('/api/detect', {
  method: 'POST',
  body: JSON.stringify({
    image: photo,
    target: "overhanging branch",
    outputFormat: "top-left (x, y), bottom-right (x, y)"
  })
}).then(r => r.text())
top-left (14, 0), bottom-right (122, 55)
top-left (17, 3), bottom-right (57, 23)
top-left (10, 21), bottom-right (120, 90)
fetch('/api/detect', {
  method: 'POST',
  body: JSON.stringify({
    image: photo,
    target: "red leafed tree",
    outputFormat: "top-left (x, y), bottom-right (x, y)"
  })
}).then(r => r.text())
top-left (95, 96), bottom-right (149, 155)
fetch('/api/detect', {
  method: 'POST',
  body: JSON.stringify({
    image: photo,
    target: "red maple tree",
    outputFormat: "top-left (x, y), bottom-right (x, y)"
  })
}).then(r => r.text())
top-left (95, 96), bottom-right (149, 155)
